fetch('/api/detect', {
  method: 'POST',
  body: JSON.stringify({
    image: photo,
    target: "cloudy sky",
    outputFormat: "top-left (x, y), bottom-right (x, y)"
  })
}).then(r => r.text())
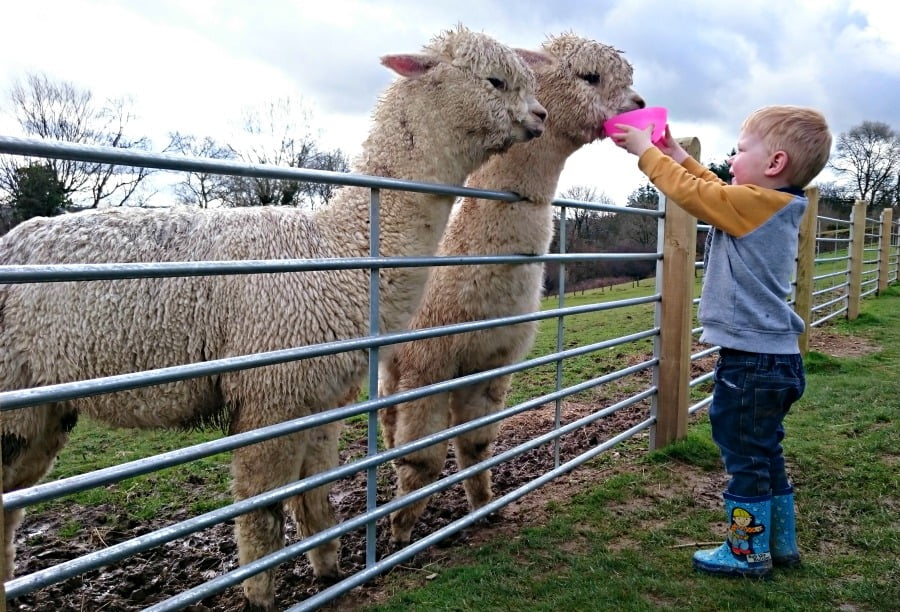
top-left (2, 0), bottom-right (899, 205)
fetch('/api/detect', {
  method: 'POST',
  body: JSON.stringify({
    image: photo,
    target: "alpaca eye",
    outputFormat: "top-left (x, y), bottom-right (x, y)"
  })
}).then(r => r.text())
top-left (581, 74), bottom-right (601, 85)
top-left (487, 77), bottom-right (507, 90)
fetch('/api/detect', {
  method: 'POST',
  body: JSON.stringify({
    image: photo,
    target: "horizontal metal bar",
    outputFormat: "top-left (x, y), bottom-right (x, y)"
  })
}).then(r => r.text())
top-left (691, 346), bottom-right (719, 361)
top-left (812, 285), bottom-right (847, 298)
top-left (688, 395), bottom-right (713, 415)
top-left (816, 237), bottom-right (851, 243)
top-left (554, 197), bottom-right (662, 217)
top-left (814, 255), bottom-right (850, 263)
top-left (0, 135), bottom-right (523, 203)
top-left (0, 251), bottom-right (661, 284)
top-left (689, 370), bottom-right (715, 388)
top-left (812, 306), bottom-right (847, 327)
top-left (817, 215), bottom-right (850, 224)
top-left (0, 294), bottom-right (660, 411)
top-left (0, 136), bottom-right (658, 216)
top-left (813, 270), bottom-right (848, 282)
top-left (812, 294), bottom-right (848, 312)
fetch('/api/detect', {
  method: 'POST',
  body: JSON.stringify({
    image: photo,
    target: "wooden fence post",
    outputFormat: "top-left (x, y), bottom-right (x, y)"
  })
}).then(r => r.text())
top-left (796, 187), bottom-right (819, 356)
top-left (651, 136), bottom-right (699, 451)
top-left (847, 200), bottom-right (867, 320)
top-left (878, 207), bottom-right (894, 293)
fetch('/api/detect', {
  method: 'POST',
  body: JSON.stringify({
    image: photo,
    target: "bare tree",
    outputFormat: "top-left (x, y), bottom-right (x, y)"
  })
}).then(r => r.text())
top-left (0, 72), bottom-right (160, 209)
top-left (225, 97), bottom-right (350, 211)
top-left (829, 120), bottom-right (900, 206)
top-left (168, 132), bottom-right (236, 208)
top-left (558, 185), bottom-right (615, 241)
top-left (622, 183), bottom-right (659, 249)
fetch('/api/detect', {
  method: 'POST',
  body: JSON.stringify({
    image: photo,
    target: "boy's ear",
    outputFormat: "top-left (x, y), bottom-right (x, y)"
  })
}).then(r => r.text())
top-left (765, 150), bottom-right (789, 177)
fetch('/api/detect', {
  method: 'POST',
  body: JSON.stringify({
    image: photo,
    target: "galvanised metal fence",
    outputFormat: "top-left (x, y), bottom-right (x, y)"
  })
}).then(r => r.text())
top-left (0, 136), bottom-right (896, 610)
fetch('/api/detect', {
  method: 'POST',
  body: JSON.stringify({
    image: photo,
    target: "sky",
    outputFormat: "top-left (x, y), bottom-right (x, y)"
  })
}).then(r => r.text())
top-left (2, 0), bottom-right (899, 205)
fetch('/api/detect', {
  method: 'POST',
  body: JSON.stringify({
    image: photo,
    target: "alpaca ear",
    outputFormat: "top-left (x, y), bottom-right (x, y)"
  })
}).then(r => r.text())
top-left (380, 54), bottom-right (439, 78)
top-left (514, 48), bottom-right (555, 69)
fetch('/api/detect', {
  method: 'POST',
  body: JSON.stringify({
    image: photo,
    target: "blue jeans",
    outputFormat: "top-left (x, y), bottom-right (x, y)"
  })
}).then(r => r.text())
top-left (709, 348), bottom-right (806, 497)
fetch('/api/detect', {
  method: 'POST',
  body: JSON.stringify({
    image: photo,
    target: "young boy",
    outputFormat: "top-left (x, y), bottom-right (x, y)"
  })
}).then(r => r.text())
top-left (611, 105), bottom-right (832, 577)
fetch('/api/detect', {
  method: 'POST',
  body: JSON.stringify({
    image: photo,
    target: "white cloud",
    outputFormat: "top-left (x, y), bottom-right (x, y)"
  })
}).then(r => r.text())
top-left (2, 0), bottom-right (899, 205)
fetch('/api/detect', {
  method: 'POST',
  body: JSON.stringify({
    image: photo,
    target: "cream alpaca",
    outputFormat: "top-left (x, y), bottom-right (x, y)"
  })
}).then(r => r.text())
top-left (379, 32), bottom-right (643, 546)
top-left (0, 26), bottom-right (546, 610)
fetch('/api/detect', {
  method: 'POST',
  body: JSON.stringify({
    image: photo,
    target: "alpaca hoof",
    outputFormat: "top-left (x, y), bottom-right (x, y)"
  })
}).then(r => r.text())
top-left (315, 570), bottom-right (343, 587)
top-left (240, 597), bottom-right (275, 612)
top-left (388, 535), bottom-right (411, 553)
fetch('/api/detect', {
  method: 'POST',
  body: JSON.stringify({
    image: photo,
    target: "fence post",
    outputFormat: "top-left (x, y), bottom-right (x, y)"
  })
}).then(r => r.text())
top-left (651, 136), bottom-right (699, 450)
top-left (796, 187), bottom-right (819, 356)
top-left (848, 200), bottom-right (867, 320)
top-left (878, 207), bottom-right (894, 293)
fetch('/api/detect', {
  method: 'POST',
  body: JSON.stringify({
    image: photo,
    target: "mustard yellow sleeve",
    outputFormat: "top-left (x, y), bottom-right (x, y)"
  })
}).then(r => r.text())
top-left (682, 156), bottom-right (728, 185)
top-left (637, 148), bottom-right (794, 237)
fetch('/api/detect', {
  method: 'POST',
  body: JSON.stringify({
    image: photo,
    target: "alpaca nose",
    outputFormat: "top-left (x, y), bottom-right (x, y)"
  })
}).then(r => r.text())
top-left (633, 94), bottom-right (646, 109)
top-left (534, 108), bottom-right (548, 122)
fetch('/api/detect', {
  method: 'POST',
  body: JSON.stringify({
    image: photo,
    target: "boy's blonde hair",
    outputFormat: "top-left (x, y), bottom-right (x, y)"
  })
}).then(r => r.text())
top-left (742, 105), bottom-right (832, 188)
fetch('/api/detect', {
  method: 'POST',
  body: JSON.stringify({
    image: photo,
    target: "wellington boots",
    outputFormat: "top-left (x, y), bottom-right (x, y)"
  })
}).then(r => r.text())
top-left (771, 487), bottom-right (801, 567)
top-left (693, 492), bottom-right (772, 578)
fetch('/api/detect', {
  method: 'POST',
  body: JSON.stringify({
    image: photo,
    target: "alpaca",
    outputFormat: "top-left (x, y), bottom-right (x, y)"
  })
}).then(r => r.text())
top-left (378, 32), bottom-right (644, 546)
top-left (0, 26), bottom-right (547, 610)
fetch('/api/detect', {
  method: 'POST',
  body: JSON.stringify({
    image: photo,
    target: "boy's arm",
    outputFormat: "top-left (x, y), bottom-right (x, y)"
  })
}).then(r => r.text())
top-left (682, 156), bottom-right (729, 185)
top-left (639, 147), bottom-right (793, 237)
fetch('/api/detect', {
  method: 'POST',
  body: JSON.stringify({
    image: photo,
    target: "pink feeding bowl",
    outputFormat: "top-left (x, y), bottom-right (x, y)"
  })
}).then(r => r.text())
top-left (603, 106), bottom-right (668, 144)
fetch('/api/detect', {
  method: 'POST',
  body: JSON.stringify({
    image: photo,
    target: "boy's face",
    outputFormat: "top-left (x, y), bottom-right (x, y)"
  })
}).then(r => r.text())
top-left (728, 130), bottom-right (775, 186)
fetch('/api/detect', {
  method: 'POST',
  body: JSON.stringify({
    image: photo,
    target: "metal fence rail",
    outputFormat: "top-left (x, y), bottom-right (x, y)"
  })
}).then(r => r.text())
top-left (0, 137), bottom-right (896, 610)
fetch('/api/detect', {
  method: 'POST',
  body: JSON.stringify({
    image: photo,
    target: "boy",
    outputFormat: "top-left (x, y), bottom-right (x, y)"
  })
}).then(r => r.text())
top-left (611, 105), bottom-right (831, 577)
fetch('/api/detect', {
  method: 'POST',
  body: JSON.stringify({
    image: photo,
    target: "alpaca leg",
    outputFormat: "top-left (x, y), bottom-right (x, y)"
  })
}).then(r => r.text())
top-left (2, 507), bottom-right (24, 580)
top-left (377, 360), bottom-right (401, 450)
top-left (388, 391), bottom-right (452, 546)
top-left (449, 375), bottom-right (510, 510)
top-left (2, 405), bottom-right (76, 579)
top-left (284, 422), bottom-right (341, 581)
top-left (231, 435), bottom-right (304, 611)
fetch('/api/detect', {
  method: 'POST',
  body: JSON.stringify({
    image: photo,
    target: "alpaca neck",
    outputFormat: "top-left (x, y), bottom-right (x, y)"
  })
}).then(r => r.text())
top-left (466, 129), bottom-right (576, 207)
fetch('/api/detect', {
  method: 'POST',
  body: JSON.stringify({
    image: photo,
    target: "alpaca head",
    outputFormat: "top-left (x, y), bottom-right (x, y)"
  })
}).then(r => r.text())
top-left (380, 25), bottom-right (547, 157)
top-left (536, 32), bottom-right (645, 146)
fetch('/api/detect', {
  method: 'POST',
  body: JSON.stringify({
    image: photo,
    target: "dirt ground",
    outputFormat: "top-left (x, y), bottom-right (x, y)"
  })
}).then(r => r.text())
top-left (6, 329), bottom-right (877, 611)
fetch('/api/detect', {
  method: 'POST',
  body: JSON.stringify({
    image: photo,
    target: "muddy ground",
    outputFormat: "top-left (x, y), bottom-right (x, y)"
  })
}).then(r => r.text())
top-left (6, 330), bottom-right (874, 611)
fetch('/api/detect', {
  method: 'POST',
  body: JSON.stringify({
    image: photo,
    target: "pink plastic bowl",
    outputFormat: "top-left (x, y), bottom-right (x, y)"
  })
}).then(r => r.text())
top-left (603, 106), bottom-right (668, 144)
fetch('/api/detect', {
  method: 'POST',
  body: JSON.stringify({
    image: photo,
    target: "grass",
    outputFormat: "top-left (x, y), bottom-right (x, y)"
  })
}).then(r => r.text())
top-left (361, 285), bottom-right (900, 611)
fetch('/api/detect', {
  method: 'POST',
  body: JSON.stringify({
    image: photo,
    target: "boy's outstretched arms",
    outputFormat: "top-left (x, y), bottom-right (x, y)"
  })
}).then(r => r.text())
top-left (611, 123), bottom-right (691, 164)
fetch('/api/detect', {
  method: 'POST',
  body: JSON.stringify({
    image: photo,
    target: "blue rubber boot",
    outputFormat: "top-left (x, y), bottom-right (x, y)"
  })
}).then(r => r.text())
top-left (693, 492), bottom-right (772, 578)
top-left (771, 487), bottom-right (801, 567)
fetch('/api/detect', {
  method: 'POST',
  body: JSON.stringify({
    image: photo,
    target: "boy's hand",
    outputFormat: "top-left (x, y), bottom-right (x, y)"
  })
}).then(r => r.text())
top-left (655, 125), bottom-right (690, 163)
top-left (610, 123), bottom-right (655, 156)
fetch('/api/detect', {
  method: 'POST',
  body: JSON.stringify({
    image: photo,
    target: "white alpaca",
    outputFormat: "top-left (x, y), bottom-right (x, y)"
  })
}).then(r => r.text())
top-left (378, 32), bottom-right (644, 546)
top-left (0, 26), bottom-right (547, 610)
